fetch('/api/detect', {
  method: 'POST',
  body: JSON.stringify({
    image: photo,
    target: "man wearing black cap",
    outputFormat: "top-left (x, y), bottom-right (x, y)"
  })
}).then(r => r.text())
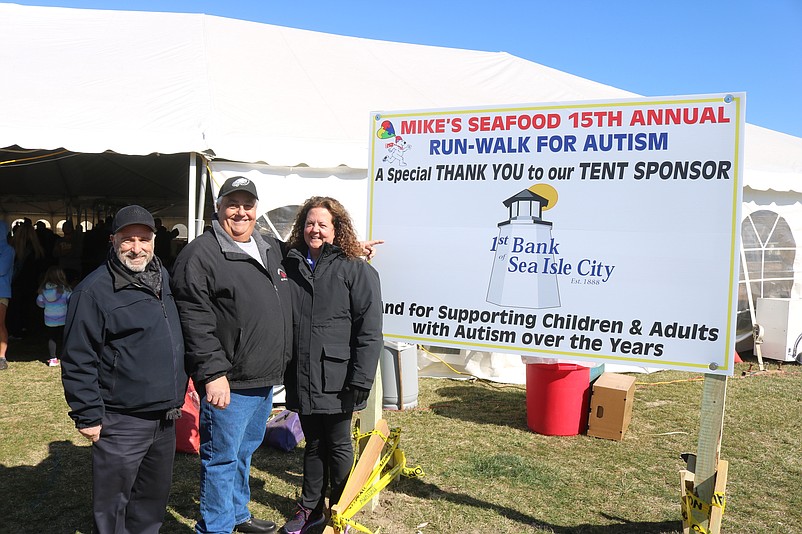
top-left (171, 177), bottom-right (290, 534)
top-left (61, 205), bottom-right (188, 534)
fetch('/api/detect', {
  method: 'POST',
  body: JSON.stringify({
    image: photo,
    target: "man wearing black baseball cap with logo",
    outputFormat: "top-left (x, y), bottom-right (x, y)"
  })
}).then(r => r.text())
top-left (61, 205), bottom-right (188, 534)
top-left (172, 177), bottom-right (289, 534)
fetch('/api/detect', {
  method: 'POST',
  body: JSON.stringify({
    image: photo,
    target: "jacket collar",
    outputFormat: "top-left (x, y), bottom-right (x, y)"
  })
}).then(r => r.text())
top-left (289, 242), bottom-right (342, 272)
top-left (211, 219), bottom-right (271, 263)
top-left (107, 248), bottom-right (163, 295)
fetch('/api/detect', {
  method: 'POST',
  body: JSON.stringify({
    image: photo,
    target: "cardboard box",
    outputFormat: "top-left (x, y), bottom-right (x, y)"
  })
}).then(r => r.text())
top-left (587, 372), bottom-right (636, 441)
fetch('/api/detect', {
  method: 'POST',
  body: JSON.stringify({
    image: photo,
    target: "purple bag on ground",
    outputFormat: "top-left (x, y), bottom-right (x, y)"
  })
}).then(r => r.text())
top-left (263, 410), bottom-right (304, 452)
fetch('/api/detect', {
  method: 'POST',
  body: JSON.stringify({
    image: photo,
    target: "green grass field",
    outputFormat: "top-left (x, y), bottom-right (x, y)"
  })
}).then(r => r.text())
top-left (1, 334), bottom-right (800, 533)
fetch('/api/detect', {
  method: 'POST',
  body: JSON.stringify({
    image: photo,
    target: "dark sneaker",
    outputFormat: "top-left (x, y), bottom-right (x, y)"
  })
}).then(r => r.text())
top-left (235, 517), bottom-right (277, 533)
top-left (300, 511), bottom-right (326, 534)
top-left (0, 358), bottom-right (8, 370)
top-left (279, 504), bottom-right (326, 534)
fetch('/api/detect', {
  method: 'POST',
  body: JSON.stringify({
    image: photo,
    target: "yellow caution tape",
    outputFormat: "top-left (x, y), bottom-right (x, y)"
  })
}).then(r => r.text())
top-left (685, 491), bottom-right (707, 532)
top-left (329, 425), bottom-right (423, 534)
top-left (683, 488), bottom-right (726, 534)
top-left (712, 490), bottom-right (726, 511)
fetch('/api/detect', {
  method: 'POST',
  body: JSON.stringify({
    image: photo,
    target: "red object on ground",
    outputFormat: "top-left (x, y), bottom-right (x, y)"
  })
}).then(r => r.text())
top-left (734, 351), bottom-right (742, 363)
top-left (176, 379), bottom-right (201, 454)
top-left (526, 363), bottom-right (591, 436)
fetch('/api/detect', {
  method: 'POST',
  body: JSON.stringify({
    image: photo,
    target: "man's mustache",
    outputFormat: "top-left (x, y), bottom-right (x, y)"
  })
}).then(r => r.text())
top-left (123, 250), bottom-right (148, 258)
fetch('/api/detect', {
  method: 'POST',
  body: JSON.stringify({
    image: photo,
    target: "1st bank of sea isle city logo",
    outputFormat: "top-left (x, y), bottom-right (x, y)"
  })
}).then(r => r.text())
top-left (486, 185), bottom-right (618, 310)
top-left (376, 118), bottom-right (616, 311)
top-left (487, 185), bottom-right (561, 309)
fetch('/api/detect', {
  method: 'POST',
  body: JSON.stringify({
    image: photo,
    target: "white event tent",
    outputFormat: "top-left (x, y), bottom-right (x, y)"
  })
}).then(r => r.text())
top-left (1, 3), bottom-right (801, 380)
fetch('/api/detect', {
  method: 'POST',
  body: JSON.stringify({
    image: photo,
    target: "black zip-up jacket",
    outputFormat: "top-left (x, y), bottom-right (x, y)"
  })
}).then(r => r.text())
top-left (61, 260), bottom-right (187, 429)
top-left (171, 221), bottom-right (292, 391)
top-left (283, 243), bottom-right (383, 414)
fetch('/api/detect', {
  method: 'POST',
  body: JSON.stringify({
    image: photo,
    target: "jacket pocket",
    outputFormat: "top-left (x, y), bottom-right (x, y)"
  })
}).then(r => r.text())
top-left (105, 349), bottom-right (120, 394)
top-left (321, 343), bottom-right (351, 393)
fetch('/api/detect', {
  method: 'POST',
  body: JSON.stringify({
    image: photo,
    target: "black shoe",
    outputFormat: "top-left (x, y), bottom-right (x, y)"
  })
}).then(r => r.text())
top-left (235, 517), bottom-right (278, 533)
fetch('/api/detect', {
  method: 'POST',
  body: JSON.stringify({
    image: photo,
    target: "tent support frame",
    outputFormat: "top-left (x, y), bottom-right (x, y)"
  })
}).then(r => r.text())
top-left (188, 153), bottom-right (209, 242)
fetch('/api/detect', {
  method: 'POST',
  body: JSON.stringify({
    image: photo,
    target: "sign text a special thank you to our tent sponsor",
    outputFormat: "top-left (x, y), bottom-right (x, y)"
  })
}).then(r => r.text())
top-left (368, 94), bottom-right (744, 376)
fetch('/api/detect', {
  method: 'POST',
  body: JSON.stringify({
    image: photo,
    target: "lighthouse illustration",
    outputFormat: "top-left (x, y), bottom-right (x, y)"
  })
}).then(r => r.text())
top-left (486, 188), bottom-right (561, 309)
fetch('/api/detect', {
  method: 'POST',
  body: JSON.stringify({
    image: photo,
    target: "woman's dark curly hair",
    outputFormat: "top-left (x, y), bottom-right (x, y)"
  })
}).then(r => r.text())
top-left (287, 196), bottom-right (363, 259)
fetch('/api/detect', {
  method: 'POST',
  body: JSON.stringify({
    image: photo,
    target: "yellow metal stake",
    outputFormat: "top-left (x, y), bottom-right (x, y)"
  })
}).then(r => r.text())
top-left (323, 420), bottom-right (423, 534)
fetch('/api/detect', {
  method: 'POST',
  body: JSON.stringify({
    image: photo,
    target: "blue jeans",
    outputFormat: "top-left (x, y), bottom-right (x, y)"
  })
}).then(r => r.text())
top-left (195, 387), bottom-right (273, 534)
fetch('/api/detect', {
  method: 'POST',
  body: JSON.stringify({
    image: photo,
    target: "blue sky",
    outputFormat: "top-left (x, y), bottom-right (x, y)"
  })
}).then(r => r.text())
top-left (12, 0), bottom-right (802, 138)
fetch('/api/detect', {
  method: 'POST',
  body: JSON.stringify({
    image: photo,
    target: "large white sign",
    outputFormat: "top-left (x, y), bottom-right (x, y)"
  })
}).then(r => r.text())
top-left (368, 94), bottom-right (745, 375)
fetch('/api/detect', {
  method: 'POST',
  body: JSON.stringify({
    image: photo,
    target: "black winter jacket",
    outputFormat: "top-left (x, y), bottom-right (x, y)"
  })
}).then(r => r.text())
top-left (61, 260), bottom-right (187, 429)
top-left (171, 222), bottom-right (292, 391)
top-left (284, 243), bottom-right (383, 414)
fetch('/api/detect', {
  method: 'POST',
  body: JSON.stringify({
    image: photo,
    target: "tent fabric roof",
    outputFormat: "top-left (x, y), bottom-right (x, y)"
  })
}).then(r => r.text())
top-left (1, 2), bottom-right (801, 192)
top-left (0, 2), bottom-right (634, 168)
top-left (743, 125), bottom-right (802, 193)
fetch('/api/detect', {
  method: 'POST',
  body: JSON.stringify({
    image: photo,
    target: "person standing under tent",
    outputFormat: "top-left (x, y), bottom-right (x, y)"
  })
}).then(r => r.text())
top-left (36, 265), bottom-right (72, 367)
top-left (53, 219), bottom-right (83, 286)
top-left (8, 220), bottom-right (45, 339)
top-left (154, 217), bottom-right (179, 267)
top-left (0, 221), bottom-right (15, 370)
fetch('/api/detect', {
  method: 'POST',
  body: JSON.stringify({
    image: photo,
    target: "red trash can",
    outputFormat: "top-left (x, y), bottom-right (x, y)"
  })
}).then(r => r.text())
top-left (526, 363), bottom-right (590, 436)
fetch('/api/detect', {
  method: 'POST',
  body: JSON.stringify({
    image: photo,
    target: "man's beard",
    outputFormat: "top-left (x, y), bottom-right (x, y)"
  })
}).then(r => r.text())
top-left (117, 249), bottom-right (153, 272)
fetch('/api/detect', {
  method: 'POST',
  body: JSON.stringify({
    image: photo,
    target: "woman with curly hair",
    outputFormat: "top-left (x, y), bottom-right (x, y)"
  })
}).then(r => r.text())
top-left (280, 196), bottom-right (383, 534)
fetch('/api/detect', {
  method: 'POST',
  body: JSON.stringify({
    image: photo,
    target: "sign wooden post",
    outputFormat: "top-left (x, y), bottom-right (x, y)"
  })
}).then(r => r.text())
top-left (360, 364), bottom-right (383, 512)
top-left (323, 417), bottom-right (390, 534)
top-left (692, 373), bottom-right (728, 533)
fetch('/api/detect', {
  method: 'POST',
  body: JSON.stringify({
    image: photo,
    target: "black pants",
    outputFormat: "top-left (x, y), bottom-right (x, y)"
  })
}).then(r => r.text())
top-left (298, 412), bottom-right (353, 511)
top-left (46, 325), bottom-right (64, 357)
top-left (91, 411), bottom-right (176, 534)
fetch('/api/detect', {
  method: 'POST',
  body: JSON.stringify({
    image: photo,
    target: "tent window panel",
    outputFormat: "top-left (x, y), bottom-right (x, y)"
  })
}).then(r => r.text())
top-left (762, 255), bottom-right (796, 278)
top-left (256, 205), bottom-right (301, 241)
top-left (172, 224), bottom-right (188, 239)
top-left (736, 283), bottom-right (751, 318)
top-left (748, 211), bottom-right (781, 243)
top-left (739, 252), bottom-right (759, 281)
top-left (736, 309), bottom-right (753, 334)
top-left (740, 223), bottom-right (761, 248)
top-left (742, 250), bottom-right (763, 278)
top-left (749, 281), bottom-right (762, 300)
top-left (736, 279), bottom-right (755, 341)
top-left (737, 207), bottom-right (797, 343)
top-left (765, 223), bottom-right (795, 247)
top-left (762, 279), bottom-right (795, 298)
top-left (762, 259), bottom-right (795, 278)
top-left (763, 245), bottom-right (795, 260)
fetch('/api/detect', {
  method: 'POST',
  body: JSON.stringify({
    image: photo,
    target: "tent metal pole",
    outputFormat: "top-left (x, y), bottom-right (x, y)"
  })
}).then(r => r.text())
top-left (188, 153), bottom-right (197, 241)
top-left (197, 160), bottom-right (208, 235)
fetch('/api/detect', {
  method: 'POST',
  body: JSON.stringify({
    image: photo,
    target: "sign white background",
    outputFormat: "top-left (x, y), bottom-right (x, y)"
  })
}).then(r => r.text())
top-left (368, 94), bottom-right (745, 375)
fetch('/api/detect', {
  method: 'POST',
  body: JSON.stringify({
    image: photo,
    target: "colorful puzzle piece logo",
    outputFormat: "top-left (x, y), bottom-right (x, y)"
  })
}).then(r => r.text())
top-left (377, 120), bottom-right (396, 139)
